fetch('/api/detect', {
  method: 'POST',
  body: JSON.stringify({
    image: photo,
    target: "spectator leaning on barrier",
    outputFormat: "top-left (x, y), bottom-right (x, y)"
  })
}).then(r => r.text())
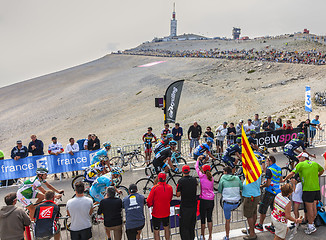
top-left (0, 192), bottom-right (31, 240)
top-left (28, 134), bottom-right (44, 156)
top-left (236, 119), bottom-right (244, 135)
top-left (284, 152), bottom-right (324, 235)
top-left (147, 173), bottom-right (173, 240)
top-left (255, 156), bottom-right (283, 234)
top-left (262, 116), bottom-right (275, 132)
top-left (66, 182), bottom-right (93, 240)
top-left (98, 186), bottom-right (123, 240)
top-left (218, 166), bottom-right (243, 240)
top-left (34, 190), bottom-right (61, 240)
top-left (283, 120), bottom-right (293, 130)
top-left (88, 134), bottom-right (100, 151)
top-left (172, 123), bottom-right (183, 152)
top-left (176, 165), bottom-right (198, 240)
top-left (66, 137), bottom-right (80, 177)
top-left (84, 134), bottom-right (92, 150)
top-left (216, 122), bottom-right (228, 153)
top-left (244, 119), bottom-right (255, 135)
top-left (275, 118), bottom-right (283, 130)
top-left (11, 140), bottom-right (28, 160)
top-left (203, 126), bottom-right (214, 139)
top-left (252, 114), bottom-right (261, 133)
top-left (227, 122), bottom-right (236, 145)
top-left (242, 175), bottom-right (261, 240)
top-left (48, 137), bottom-right (64, 180)
top-left (297, 119), bottom-right (310, 147)
top-left (188, 121), bottom-right (202, 157)
top-left (123, 184), bottom-right (146, 240)
top-left (310, 115), bottom-right (322, 145)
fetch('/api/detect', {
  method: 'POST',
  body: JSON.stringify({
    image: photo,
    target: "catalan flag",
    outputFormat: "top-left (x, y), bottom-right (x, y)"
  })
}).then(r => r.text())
top-left (241, 126), bottom-right (262, 184)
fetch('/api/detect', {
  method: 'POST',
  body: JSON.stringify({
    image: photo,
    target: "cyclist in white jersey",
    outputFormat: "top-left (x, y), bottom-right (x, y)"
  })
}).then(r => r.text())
top-left (17, 168), bottom-right (64, 219)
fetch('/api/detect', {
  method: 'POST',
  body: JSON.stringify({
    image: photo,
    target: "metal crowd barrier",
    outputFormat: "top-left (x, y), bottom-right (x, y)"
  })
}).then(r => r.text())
top-left (311, 124), bottom-right (326, 147)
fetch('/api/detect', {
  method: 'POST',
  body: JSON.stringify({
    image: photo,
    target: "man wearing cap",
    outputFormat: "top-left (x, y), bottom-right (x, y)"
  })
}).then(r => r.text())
top-left (215, 122), bottom-right (228, 153)
top-left (123, 184), bottom-right (146, 240)
top-left (284, 152), bottom-right (324, 235)
top-left (176, 165), bottom-right (198, 240)
top-left (48, 137), bottom-right (64, 180)
top-left (11, 140), bottom-right (28, 160)
top-left (147, 173), bottom-right (173, 240)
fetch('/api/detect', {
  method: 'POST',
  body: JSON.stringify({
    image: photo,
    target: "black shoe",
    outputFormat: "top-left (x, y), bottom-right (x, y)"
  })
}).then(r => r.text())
top-left (254, 223), bottom-right (264, 231)
top-left (265, 225), bottom-right (275, 234)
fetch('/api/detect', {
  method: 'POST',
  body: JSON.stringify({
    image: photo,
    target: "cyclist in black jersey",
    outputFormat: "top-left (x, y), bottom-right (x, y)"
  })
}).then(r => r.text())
top-left (153, 133), bottom-right (173, 156)
top-left (142, 127), bottom-right (157, 164)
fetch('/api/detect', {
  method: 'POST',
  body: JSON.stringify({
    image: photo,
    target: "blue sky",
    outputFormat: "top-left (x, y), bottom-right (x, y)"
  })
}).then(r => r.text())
top-left (1, 0), bottom-right (325, 87)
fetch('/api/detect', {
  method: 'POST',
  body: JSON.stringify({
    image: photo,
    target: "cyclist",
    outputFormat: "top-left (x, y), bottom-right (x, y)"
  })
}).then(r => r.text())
top-left (283, 132), bottom-right (316, 168)
top-left (248, 130), bottom-right (258, 151)
top-left (222, 137), bottom-right (242, 174)
top-left (152, 140), bottom-right (178, 183)
top-left (17, 168), bottom-right (64, 219)
top-left (89, 167), bottom-right (123, 204)
top-left (84, 156), bottom-right (109, 183)
top-left (153, 133), bottom-right (173, 156)
top-left (142, 127), bottom-right (157, 164)
top-left (193, 137), bottom-right (216, 162)
top-left (90, 141), bottom-right (111, 166)
top-left (254, 146), bottom-right (268, 173)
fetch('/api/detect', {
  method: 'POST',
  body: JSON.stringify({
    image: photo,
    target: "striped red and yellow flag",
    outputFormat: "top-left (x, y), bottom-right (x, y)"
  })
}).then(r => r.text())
top-left (241, 126), bottom-right (262, 184)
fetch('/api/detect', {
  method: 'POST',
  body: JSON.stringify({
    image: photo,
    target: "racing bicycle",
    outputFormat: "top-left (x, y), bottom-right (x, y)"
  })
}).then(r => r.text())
top-left (110, 147), bottom-right (146, 168)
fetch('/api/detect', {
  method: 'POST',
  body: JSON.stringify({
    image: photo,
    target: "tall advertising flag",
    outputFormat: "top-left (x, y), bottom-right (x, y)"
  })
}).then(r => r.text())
top-left (164, 80), bottom-right (184, 123)
top-left (305, 86), bottom-right (312, 112)
top-left (241, 126), bottom-right (262, 184)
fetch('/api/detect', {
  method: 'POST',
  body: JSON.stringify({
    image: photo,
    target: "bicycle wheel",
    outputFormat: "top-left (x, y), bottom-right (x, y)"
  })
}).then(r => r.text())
top-left (110, 156), bottom-right (123, 168)
top-left (145, 163), bottom-right (155, 176)
top-left (176, 157), bottom-right (187, 165)
top-left (136, 178), bottom-right (154, 196)
top-left (189, 167), bottom-right (199, 179)
top-left (167, 174), bottom-right (182, 195)
top-left (210, 163), bottom-right (225, 175)
top-left (71, 175), bottom-right (85, 190)
top-left (131, 154), bottom-right (146, 168)
top-left (213, 171), bottom-right (223, 191)
top-left (117, 185), bottom-right (130, 199)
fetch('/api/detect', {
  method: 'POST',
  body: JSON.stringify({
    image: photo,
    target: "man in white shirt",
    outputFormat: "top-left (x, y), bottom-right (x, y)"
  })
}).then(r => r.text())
top-left (48, 137), bottom-right (64, 180)
top-left (244, 119), bottom-right (256, 135)
top-left (66, 138), bottom-right (80, 177)
top-left (216, 122), bottom-right (228, 153)
top-left (67, 182), bottom-right (93, 240)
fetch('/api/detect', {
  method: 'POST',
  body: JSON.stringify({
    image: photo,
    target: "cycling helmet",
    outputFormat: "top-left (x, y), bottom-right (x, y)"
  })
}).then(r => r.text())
top-left (36, 168), bottom-right (48, 174)
top-left (103, 141), bottom-right (111, 148)
top-left (259, 146), bottom-right (267, 153)
top-left (249, 129), bottom-right (256, 135)
top-left (169, 140), bottom-right (177, 146)
top-left (111, 167), bottom-right (123, 175)
top-left (297, 132), bottom-right (305, 140)
top-left (236, 137), bottom-right (242, 143)
top-left (98, 155), bottom-right (109, 161)
top-left (206, 137), bottom-right (214, 143)
top-left (166, 133), bottom-right (173, 139)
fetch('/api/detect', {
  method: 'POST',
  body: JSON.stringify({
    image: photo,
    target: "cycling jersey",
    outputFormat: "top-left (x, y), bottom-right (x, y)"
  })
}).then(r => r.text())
top-left (91, 148), bottom-right (108, 164)
top-left (224, 144), bottom-right (241, 156)
top-left (143, 132), bottom-right (156, 149)
top-left (48, 143), bottom-right (63, 154)
top-left (154, 139), bottom-right (170, 155)
top-left (84, 162), bottom-right (105, 182)
top-left (17, 176), bottom-right (46, 207)
top-left (254, 151), bottom-right (266, 165)
top-left (89, 172), bottom-right (113, 202)
top-left (161, 129), bottom-right (171, 139)
top-left (194, 142), bottom-right (210, 154)
top-left (153, 147), bottom-right (172, 174)
top-left (248, 136), bottom-right (256, 146)
top-left (284, 139), bottom-right (305, 153)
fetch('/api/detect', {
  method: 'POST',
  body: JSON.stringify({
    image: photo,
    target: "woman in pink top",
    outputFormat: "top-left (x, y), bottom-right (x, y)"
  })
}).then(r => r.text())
top-left (196, 157), bottom-right (214, 240)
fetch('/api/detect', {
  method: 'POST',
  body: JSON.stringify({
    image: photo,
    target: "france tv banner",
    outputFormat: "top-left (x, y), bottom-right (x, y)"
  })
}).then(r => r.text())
top-left (0, 150), bottom-right (98, 181)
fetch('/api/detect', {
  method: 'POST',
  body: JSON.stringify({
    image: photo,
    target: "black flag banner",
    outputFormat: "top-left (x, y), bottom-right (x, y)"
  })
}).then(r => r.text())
top-left (164, 80), bottom-right (184, 123)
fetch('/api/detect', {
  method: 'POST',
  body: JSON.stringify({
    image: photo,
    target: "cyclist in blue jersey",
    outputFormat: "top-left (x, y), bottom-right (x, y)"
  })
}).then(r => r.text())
top-left (91, 141), bottom-right (111, 166)
top-left (248, 130), bottom-right (258, 151)
top-left (84, 156), bottom-right (109, 183)
top-left (222, 137), bottom-right (242, 173)
top-left (283, 132), bottom-right (315, 168)
top-left (193, 137), bottom-right (216, 161)
top-left (89, 167), bottom-right (123, 203)
top-left (153, 133), bottom-right (173, 156)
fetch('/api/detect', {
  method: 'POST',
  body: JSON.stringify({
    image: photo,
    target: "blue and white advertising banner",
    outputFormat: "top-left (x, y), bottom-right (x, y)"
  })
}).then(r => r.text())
top-left (305, 85), bottom-right (312, 112)
top-left (0, 150), bottom-right (98, 181)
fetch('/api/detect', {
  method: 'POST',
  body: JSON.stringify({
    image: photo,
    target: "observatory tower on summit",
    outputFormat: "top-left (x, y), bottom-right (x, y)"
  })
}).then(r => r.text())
top-left (170, 3), bottom-right (177, 37)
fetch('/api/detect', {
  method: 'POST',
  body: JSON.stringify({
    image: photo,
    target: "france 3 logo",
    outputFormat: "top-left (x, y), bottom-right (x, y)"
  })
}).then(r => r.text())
top-left (36, 157), bottom-right (48, 169)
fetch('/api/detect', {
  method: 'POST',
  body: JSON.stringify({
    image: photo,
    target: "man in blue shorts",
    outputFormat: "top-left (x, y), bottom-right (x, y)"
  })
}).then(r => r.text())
top-left (283, 132), bottom-right (315, 168)
top-left (89, 167), bottom-right (123, 203)
top-left (193, 137), bottom-right (216, 161)
top-left (222, 137), bottom-right (242, 174)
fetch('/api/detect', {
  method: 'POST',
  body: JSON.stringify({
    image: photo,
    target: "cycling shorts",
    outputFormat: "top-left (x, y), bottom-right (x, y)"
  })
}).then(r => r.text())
top-left (222, 155), bottom-right (236, 168)
top-left (193, 154), bottom-right (206, 161)
top-left (90, 157), bottom-right (99, 165)
top-left (84, 170), bottom-right (98, 183)
top-left (144, 144), bottom-right (152, 153)
top-left (89, 186), bottom-right (105, 202)
top-left (153, 159), bottom-right (166, 175)
top-left (17, 190), bottom-right (39, 207)
top-left (283, 151), bottom-right (299, 163)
